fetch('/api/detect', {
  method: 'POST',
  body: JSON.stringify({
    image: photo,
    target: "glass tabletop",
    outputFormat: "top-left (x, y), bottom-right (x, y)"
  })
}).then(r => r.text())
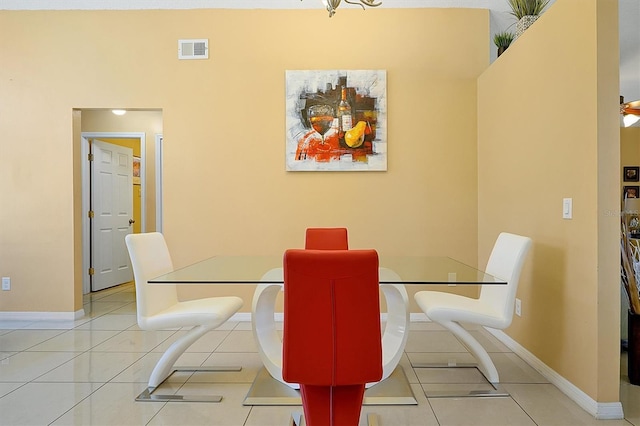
top-left (149, 255), bottom-right (505, 285)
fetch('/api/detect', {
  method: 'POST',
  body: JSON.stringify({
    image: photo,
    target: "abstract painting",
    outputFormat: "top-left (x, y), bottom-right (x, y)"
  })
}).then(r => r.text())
top-left (285, 70), bottom-right (387, 171)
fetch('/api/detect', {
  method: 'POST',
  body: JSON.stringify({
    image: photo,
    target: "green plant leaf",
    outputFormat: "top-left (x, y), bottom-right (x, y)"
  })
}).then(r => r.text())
top-left (493, 31), bottom-right (515, 48)
top-left (506, 0), bottom-right (550, 20)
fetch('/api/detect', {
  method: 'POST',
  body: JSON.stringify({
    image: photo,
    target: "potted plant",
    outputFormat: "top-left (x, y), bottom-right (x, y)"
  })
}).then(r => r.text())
top-left (507, 0), bottom-right (551, 38)
top-left (494, 31), bottom-right (515, 57)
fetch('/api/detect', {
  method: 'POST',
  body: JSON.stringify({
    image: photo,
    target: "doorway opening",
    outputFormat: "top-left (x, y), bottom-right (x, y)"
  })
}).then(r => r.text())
top-left (79, 108), bottom-right (163, 294)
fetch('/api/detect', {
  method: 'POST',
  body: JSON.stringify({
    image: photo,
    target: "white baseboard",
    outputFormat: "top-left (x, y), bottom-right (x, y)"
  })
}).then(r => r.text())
top-left (231, 312), bottom-right (253, 322)
top-left (486, 328), bottom-right (624, 420)
top-left (0, 309), bottom-right (86, 322)
top-left (410, 312), bottom-right (429, 322)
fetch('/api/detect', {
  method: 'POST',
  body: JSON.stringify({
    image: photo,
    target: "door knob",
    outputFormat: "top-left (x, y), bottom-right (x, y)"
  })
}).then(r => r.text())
top-left (129, 219), bottom-right (136, 226)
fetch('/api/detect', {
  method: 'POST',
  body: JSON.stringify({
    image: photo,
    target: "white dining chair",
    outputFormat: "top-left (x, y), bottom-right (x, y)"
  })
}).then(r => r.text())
top-left (413, 232), bottom-right (532, 393)
top-left (125, 232), bottom-right (244, 402)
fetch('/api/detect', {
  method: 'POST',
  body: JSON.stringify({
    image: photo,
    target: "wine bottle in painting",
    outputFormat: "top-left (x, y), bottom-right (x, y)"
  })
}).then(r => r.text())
top-left (338, 87), bottom-right (353, 138)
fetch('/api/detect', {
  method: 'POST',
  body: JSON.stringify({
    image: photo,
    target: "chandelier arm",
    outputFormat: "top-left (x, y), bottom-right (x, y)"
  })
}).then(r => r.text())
top-left (344, 0), bottom-right (382, 7)
top-left (302, 0), bottom-right (381, 16)
top-left (343, 0), bottom-right (366, 10)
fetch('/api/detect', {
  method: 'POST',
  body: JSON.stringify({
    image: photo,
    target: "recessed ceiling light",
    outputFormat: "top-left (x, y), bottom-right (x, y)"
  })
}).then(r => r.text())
top-left (112, 109), bottom-right (127, 116)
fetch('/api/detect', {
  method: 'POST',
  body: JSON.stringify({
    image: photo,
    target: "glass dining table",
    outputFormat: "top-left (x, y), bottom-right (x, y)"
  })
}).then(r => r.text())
top-left (149, 255), bottom-right (504, 406)
top-left (149, 255), bottom-right (503, 285)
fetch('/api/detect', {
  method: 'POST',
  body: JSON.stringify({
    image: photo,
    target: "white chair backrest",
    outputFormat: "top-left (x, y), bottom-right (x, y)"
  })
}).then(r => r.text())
top-left (479, 232), bottom-right (532, 327)
top-left (125, 232), bottom-right (179, 328)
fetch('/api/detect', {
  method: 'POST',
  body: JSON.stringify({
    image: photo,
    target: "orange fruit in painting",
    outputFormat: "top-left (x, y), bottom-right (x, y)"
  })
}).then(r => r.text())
top-left (345, 121), bottom-right (367, 148)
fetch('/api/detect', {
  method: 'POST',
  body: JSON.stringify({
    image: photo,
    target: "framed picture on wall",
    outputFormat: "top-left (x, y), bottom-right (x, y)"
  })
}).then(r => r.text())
top-left (285, 70), bottom-right (387, 171)
top-left (624, 166), bottom-right (640, 182)
top-left (624, 186), bottom-right (639, 199)
top-left (133, 156), bottom-right (141, 185)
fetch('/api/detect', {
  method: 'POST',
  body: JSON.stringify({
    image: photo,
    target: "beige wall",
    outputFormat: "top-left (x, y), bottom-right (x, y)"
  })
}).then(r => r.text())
top-left (478, 0), bottom-right (619, 404)
top-left (0, 9), bottom-right (487, 313)
top-left (621, 127), bottom-right (640, 187)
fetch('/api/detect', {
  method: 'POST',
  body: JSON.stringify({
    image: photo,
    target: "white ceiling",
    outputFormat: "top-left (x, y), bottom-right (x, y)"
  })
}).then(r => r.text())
top-left (1, 0), bottom-right (638, 101)
top-left (619, 0), bottom-right (640, 103)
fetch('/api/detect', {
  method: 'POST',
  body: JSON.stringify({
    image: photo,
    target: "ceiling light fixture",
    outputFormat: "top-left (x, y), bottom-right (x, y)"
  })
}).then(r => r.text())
top-left (313, 0), bottom-right (381, 17)
top-left (621, 96), bottom-right (640, 128)
top-left (111, 109), bottom-right (127, 116)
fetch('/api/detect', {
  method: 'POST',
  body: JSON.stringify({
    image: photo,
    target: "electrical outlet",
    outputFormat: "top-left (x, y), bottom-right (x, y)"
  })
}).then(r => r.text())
top-left (515, 298), bottom-right (522, 317)
top-left (2, 277), bottom-right (10, 291)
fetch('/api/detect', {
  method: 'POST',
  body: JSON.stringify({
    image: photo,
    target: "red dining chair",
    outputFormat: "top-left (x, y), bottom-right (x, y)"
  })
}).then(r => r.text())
top-left (251, 227), bottom-right (348, 392)
top-left (304, 227), bottom-right (349, 250)
top-left (282, 249), bottom-right (382, 426)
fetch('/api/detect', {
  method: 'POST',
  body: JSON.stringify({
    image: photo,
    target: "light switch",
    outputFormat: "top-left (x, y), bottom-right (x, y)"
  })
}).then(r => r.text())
top-left (563, 198), bottom-right (572, 219)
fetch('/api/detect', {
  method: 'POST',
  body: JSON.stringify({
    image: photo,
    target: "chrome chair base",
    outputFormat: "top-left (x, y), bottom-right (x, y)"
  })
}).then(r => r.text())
top-left (136, 387), bottom-right (223, 403)
top-left (425, 383), bottom-right (510, 398)
top-left (412, 362), bottom-right (509, 398)
top-left (244, 366), bottom-right (417, 406)
top-left (135, 365), bottom-right (242, 403)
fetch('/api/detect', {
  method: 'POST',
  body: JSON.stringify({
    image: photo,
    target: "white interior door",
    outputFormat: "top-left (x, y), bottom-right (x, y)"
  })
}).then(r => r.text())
top-left (91, 139), bottom-right (134, 291)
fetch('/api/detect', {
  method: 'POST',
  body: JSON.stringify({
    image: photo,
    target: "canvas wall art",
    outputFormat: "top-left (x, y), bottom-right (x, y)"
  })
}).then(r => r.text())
top-left (285, 70), bottom-right (387, 171)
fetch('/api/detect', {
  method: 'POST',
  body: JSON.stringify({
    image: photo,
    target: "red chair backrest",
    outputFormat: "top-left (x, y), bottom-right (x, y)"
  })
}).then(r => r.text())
top-left (304, 227), bottom-right (349, 250)
top-left (282, 249), bottom-right (382, 386)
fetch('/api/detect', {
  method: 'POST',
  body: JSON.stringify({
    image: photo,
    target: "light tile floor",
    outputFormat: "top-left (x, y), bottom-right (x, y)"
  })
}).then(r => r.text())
top-left (0, 282), bottom-right (638, 426)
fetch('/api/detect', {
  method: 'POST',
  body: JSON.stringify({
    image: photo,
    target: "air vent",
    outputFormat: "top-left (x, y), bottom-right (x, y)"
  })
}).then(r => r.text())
top-left (178, 39), bottom-right (209, 60)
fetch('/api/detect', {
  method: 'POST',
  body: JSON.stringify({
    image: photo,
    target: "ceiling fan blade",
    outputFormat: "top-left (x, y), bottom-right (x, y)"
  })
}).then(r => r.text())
top-left (622, 99), bottom-right (640, 116)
